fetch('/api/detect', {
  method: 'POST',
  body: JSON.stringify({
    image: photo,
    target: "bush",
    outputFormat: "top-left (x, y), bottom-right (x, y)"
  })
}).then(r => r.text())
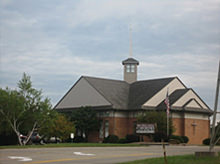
top-left (103, 135), bottom-right (119, 143)
top-left (73, 136), bottom-right (86, 143)
top-left (169, 135), bottom-right (183, 143)
top-left (153, 132), bottom-right (168, 142)
top-left (203, 138), bottom-right (220, 145)
top-left (181, 136), bottom-right (189, 143)
top-left (118, 138), bottom-right (128, 143)
top-left (203, 138), bottom-right (210, 145)
top-left (169, 139), bottom-right (180, 144)
top-left (0, 133), bottom-right (18, 146)
top-left (126, 134), bottom-right (139, 143)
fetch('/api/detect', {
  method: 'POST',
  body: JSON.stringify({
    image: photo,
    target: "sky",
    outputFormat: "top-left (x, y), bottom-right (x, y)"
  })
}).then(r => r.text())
top-left (0, 0), bottom-right (220, 121)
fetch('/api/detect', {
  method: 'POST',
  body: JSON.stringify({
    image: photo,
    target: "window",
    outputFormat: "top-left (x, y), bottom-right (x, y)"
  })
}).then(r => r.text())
top-left (126, 65), bottom-right (131, 72)
top-left (99, 122), bottom-right (104, 138)
top-left (104, 120), bottom-right (109, 138)
top-left (133, 121), bottom-right (137, 134)
top-left (131, 65), bottom-right (135, 72)
top-left (126, 64), bottom-right (135, 73)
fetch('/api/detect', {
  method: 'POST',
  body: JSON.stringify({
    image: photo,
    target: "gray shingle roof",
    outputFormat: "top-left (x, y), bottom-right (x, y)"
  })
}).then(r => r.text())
top-left (156, 89), bottom-right (190, 109)
top-left (55, 76), bottom-right (212, 114)
top-left (82, 76), bottom-right (175, 110)
top-left (84, 76), bottom-right (129, 109)
top-left (156, 89), bottom-right (212, 114)
top-left (122, 58), bottom-right (139, 65)
top-left (128, 77), bottom-right (175, 109)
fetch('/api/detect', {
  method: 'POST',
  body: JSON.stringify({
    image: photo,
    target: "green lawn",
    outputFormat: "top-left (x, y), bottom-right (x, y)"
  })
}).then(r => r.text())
top-left (119, 153), bottom-right (220, 164)
top-left (0, 143), bottom-right (143, 149)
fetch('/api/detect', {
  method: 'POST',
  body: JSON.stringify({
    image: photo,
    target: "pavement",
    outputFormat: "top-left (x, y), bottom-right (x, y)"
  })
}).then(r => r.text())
top-left (0, 145), bottom-right (220, 164)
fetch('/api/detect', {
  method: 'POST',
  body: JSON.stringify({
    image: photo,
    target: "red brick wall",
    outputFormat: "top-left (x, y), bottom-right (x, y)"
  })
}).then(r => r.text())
top-left (113, 117), bottom-right (129, 138)
top-left (172, 117), bottom-right (210, 144)
top-left (172, 118), bottom-right (184, 136)
top-left (184, 118), bottom-right (210, 144)
top-left (89, 117), bottom-right (138, 141)
top-left (88, 131), bottom-right (101, 142)
top-left (89, 113), bottom-right (210, 145)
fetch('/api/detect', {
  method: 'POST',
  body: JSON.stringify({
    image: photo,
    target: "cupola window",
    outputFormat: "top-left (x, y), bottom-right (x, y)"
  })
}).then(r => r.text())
top-left (131, 65), bottom-right (135, 72)
top-left (126, 65), bottom-right (131, 72)
top-left (126, 64), bottom-right (135, 73)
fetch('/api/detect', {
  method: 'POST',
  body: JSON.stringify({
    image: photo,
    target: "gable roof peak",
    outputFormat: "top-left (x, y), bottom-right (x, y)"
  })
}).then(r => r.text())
top-left (122, 57), bottom-right (139, 65)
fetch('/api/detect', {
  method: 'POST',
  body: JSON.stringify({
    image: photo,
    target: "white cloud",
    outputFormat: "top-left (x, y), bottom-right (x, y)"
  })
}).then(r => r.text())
top-left (64, 0), bottom-right (220, 28)
top-left (0, 0), bottom-right (219, 112)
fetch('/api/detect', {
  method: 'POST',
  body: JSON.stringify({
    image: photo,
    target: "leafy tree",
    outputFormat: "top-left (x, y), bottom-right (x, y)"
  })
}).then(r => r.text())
top-left (36, 109), bottom-right (58, 141)
top-left (0, 88), bottom-right (25, 145)
top-left (0, 73), bottom-right (52, 145)
top-left (40, 113), bottom-right (75, 141)
top-left (137, 111), bottom-right (174, 137)
top-left (70, 107), bottom-right (100, 141)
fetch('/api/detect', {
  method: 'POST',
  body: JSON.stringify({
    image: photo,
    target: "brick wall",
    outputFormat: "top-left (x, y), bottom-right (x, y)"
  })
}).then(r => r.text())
top-left (172, 117), bottom-right (210, 144)
top-left (184, 118), bottom-right (210, 144)
top-left (113, 117), bottom-right (129, 138)
top-left (88, 131), bottom-right (101, 142)
top-left (172, 118), bottom-right (184, 136)
top-left (88, 112), bottom-right (210, 144)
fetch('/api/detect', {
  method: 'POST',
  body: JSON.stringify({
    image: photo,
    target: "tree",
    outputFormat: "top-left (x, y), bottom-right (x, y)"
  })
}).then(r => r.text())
top-left (137, 111), bottom-right (174, 137)
top-left (39, 113), bottom-right (75, 141)
top-left (70, 107), bottom-right (100, 141)
top-left (52, 114), bottom-right (75, 141)
top-left (0, 73), bottom-right (52, 145)
top-left (0, 88), bottom-right (25, 145)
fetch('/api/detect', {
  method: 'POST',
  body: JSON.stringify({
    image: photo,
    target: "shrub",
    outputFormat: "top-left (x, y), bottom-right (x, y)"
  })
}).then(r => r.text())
top-left (73, 136), bottom-right (86, 143)
top-left (103, 135), bottom-right (119, 143)
top-left (153, 132), bottom-right (168, 142)
top-left (0, 133), bottom-right (18, 145)
top-left (169, 139), bottom-right (180, 144)
top-left (203, 138), bottom-right (220, 145)
top-left (169, 135), bottom-right (183, 143)
top-left (126, 134), bottom-right (139, 143)
top-left (203, 138), bottom-right (210, 145)
top-left (118, 138), bottom-right (128, 143)
top-left (181, 136), bottom-right (189, 143)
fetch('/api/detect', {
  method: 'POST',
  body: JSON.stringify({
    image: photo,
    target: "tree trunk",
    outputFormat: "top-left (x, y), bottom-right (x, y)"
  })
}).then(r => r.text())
top-left (13, 122), bottom-right (37, 146)
top-left (23, 122), bottom-right (37, 145)
top-left (17, 132), bottom-right (23, 146)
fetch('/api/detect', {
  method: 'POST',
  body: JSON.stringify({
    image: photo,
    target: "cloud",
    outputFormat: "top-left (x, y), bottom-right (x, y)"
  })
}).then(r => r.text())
top-left (0, 0), bottom-right (220, 110)
top-left (65, 0), bottom-right (220, 28)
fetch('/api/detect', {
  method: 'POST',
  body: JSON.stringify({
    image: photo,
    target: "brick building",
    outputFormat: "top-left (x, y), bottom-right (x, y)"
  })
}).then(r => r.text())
top-left (55, 57), bottom-right (212, 144)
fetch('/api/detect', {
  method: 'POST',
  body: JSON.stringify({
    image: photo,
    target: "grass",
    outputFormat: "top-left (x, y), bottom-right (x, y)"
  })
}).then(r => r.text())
top-left (119, 153), bottom-right (220, 164)
top-left (0, 143), bottom-right (143, 149)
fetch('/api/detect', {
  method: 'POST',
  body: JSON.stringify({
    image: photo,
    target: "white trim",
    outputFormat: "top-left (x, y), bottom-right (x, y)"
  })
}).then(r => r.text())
top-left (172, 112), bottom-right (209, 120)
top-left (172, 89), bottom-right (208, 109)
top-left (143, 78), bottom-right (186, 107)
top-left (184, 113), bottom-right (209, 120)
top-left (185, 99), bottom-right (201, 108)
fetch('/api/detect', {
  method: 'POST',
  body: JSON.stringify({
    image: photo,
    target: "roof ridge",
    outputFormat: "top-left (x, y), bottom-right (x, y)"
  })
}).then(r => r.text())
top-left (132, 76), bottom-right (176, 84)
top-left (82, 75), bottom-right (129, 84)
top-left (82, 75), bottom-right (178, 84)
